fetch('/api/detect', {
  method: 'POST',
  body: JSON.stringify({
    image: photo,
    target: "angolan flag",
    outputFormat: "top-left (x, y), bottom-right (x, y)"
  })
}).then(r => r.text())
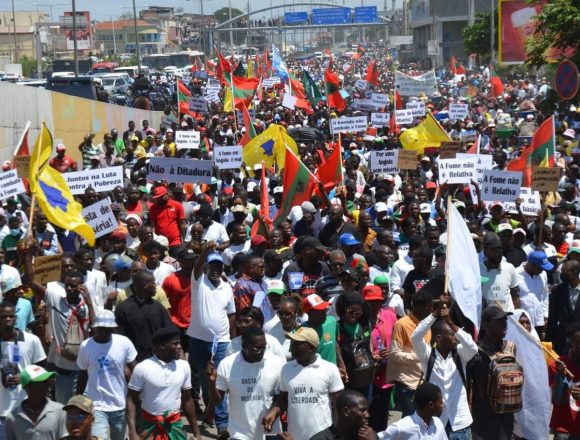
top-left (324, 66), bottom-right (346, 112)
top-left (224, 75), bottom-right (260, 111)
top-left (177, 80), bottom-right (192, 115)
top-left (274, 148), bottom-right (316, 227)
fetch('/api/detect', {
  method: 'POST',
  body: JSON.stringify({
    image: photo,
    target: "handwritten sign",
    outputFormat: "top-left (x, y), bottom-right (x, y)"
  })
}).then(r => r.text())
top-left (214, 146), bottom-right (243, 169)
top-left (263, 77), bottom-right (281, 88)
top-left (370, 150), bottom-right (399, 174)
top-left (456, 153), bottom-right (493, 186)
top-left (439, 142), bottom-right (463, 159)
top-left (282, 93), bottom-right (297, 110)
top-left (63, 167), bottom-right (123, 195)
top-left (481, 170), bottom-right (523, 202)
top-left (395, 70), bottom-right (437, 96)
top-left (189, 97), bottom-right (208, 113)
top-left (175, 131), bottom-right (201, 149)
top-left (14, 156), bottom-right (30, 177)
top-left (406, 101), bottom-right (426, 117)
top-left (354, 79), bottom-right (368, 90)
top-left (449, 103), bottom-right (469, 120)
top-left (503, 187), bottom-right (541, 216)
top-left (397, 150), bottom-right (418, 170)
top-left (371, 93), bottom-right (389, 108)
top-left (352, 99), bottom-right (375, 112)
top-left (82, 198), bottom-right (118, 239)
top-left (395, 109), bottom-right (413, 125)
top-left (371, 112), bottom-right (390, 127)
top-left (532, 167), bottom-right (560, 192)
top-left (330, 116), bottom-right (368, 134)
top-left (33, 255), bottom-right (62, 284)
top-left (0, 170), bottom-right (25, 200)
top-left (438, 158), bottom-right (478, 184)
top-left (148, 158), bottom-right (213, 184)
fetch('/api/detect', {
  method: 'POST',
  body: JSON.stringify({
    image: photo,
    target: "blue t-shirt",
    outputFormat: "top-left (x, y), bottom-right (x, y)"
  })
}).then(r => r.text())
top-left (15, 297), bottom-right (34, 332)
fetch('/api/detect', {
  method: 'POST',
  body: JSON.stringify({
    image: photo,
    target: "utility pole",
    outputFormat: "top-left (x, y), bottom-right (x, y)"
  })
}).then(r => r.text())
top-left (72, 0), bottom-right (79, 76)
top-left (111, 18), bottom-right (117, 55)
top-left (11, 0), bottom-right (18, 62)
top-left (468, 0), bottom-right (474, 26)
top-left (228, 0), bottom-right (233, 50)
top-left (490, 0), bottom-right (495, 64)
top-left (132, 0), bottom-right (141, 69)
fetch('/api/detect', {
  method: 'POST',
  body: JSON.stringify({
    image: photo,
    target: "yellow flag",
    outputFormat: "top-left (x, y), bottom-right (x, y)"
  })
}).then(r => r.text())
top-left (538, 147), bottom-right (550, 168)
top-left (247, 58), bottom-right (254, 78)
top-left (28, 123), bottom-right (53, 192)
top-left (243, 124), bottom-right (298, 172)
top-left (224, 88), bottom-right (233, 112)
top-left (400, 112), bottom-right (452, 154)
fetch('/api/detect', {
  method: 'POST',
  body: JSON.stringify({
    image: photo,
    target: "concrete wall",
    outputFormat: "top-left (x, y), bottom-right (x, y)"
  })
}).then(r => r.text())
top-left (0, 82), bottom-right (163, 167)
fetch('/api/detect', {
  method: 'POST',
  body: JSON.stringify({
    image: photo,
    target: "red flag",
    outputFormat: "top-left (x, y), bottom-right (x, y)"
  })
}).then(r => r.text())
top-left (13, 121), bottom-right (30, 158)
top-left (239, 103), bottom-right (257, 146)
top-left (251, 163), bottom-right (272, 236)
top-left (466, 135), bottom-right (480, 154)
top-left (366, 61), bottom-right (379, 87)
top-left (450, 56), bottom-right (458, 76)
top-left (264, 49), bottom-right (271, 75)
top-left (191, 56), bottom-right (203, 73)
top-left (316, 145), bottom-right (342, 191)
top-left (457, 64), bottom-right (466, 75)
top-left (217, 50), bottom-right (232, 85)
top-left (490, 76), bottom-right (504, 98)
top-left (289, 77), bottom-right (313, 113)
top-left (205, 59), bottom-right (216, 77)
top-left (176, 80), bottom-right (193, 115)
top-left (324, 66), bottom-right (346, 112)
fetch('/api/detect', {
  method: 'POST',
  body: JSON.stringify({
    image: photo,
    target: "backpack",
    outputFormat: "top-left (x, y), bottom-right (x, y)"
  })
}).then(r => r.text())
top-left (338, 322), bottom-right (375, 388)
top-left (58, 304), bottom-right (88, 361)
top-left (486, 342), bottom-right (524, 414)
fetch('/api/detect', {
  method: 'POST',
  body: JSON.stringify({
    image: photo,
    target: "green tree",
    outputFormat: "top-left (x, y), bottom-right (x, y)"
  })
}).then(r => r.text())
top-left (18, 55), bottom-right (37, 78)
top-left (462, 13), bottom-right (494, 62)
top-left (526, 0), bottom-right (580, 67)
top-left (214, 7), bottom-right (246, 46)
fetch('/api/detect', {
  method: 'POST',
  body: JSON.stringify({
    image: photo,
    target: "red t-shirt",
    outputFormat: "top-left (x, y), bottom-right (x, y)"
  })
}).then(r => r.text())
top-left (149, 199), bottom-right (185, 246)
top-left (162, 271), bottom-right (192, 329)
top-left (549, 355), bottom-right (580, 435)
top-left (49, 156), bottom-right (78, 173)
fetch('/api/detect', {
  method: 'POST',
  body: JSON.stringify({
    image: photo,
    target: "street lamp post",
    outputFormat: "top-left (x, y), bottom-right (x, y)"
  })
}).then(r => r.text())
top-left (11, 0), bottom-right (17, 62)
top-left (132, 0), bottom-right (142, 69)
top-left (72, 0), bottom-right (79, 76)
top-left (111, 17), bottom-right (117, 55)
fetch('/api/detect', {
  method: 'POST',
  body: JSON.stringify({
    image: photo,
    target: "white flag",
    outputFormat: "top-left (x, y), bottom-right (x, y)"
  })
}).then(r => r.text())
top-left (447, 201), bottom-right (482, 331)
top-left (506, 316), bottom-right (551, 440)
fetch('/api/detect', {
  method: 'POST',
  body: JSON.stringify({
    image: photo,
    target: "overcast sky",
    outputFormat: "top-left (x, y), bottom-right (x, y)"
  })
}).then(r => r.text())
top-left (7, 0), bottom-right (402, 22)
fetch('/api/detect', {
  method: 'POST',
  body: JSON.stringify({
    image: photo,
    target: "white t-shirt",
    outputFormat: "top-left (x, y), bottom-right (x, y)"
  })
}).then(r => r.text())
top-left (202, 221), bottom-right (229, 244)
top-left (223, 241), bottom-right (251, 266)
top-left (0, 331), bottom-right (46, 417)
top-left (515, 265), bottom-right (549, 326)
top-left (147, 261), bottom-right (176, 286)
top-left (216, 351), bottom-right (284, 440)
top-left (480, 260), bottom-right (518, 312)
top-left (369, 265), bottom-right (391, 283)
top-left (187, 273), bottom-right (236, 343)
top-left (77, 334), bottom-right (138, 411)
top-left (280, 354), bottom-right (344, 440)
top-left (225, 334), bottom-right (286, 362)
top-left (390, 255), bottom-right (413, 291)
top-left (128, 356), bottom-right (191, 415)
top-left (85, 269), bottom-right (108, 311)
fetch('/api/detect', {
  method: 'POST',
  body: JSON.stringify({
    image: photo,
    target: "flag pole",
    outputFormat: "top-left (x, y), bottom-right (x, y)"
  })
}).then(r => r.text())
top-left (444, 195), bottom-right (452, 295)
top-left (27, 122), bottom-right (45, 239)
top-left (337, 130), bottom-right (343, 186)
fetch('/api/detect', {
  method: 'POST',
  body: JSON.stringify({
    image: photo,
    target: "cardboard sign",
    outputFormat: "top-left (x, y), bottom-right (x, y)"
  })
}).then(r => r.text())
top-left (371, 93), bottom-right (389, 108)
top-left (82, 198), bottom-right (118, 239)
top-left (175, 131), bottom-right (201, 149)
top-left (63, 167), bottom-right (123, 195)
top-left (395, 70), bottom-right (438, 96)
top-left (371, 112), bottom-right (390, 127)
top-left (439, 142), bottom-right (463, 159)
top-left (438, 158), bottom-right (478, 184)
top-left (148, 158), bottom-right (213, 184)
top-left (14, 156), bottom-right (30, 177)
top-left (330, 116), bottom-right (368, 134)
top-left (395, 109), bottom-right (413, 125)
top-left (449, 103), bottom-right (469, 120)
top-left (236, 108), bottom-right (256, 126)
top-left (397, 149), bottom-right (418, 170)
top-left (33, 255), bottom-right (62, 284)
top-left (282, 93), bottom-right (297, 110)
top-left (406, 101), bottom-right (426, 117)
top-left (532, 167), bottom-right (560, 192)
top-left (352, 99), bottom-right (375, 112)
top-left (214, 145), bottom-right (243, 169)
top-left (263, 77), bottom-right (281, 88)
top-left (481, 170), bottom-right (523, 202)
top-left (503, 187), bottom-right (542, 216)
top-left (370, 150), bottom-right (399, 174)
top-left (354, 79), bottom-right (368, 90)
top-left (0, 169), bottom-right (25, 201)
top-left (189, 97), bottom-right (208, 113)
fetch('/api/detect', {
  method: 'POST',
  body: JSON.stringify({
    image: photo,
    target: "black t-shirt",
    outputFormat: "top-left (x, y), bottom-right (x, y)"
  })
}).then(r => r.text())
top-left (282, 260), bottom-right (331, 296)
top-left (319, 221), bottom-right (360, 249)
top-left (310, 426), bottom-right (342, 440)
top-left (402, 268), bottom-right (433, 297)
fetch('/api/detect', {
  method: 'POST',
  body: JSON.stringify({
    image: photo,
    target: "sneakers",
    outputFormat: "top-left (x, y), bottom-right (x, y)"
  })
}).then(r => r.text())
top-left (216, 428), bottom-right (230, 439)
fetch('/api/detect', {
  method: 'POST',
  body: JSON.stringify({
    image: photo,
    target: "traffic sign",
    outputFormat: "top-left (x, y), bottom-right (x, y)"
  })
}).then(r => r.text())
top-left (354, 6), bottom-right (377, 23)
top-left (555, 60), bottom-right (579, 101)
top-left (284, 12), bottom-right (308, 24)
top-left (312, 7), bottom-right (350, 25)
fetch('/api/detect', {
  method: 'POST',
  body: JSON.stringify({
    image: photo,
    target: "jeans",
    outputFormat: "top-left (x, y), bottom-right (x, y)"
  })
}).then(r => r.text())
top-left (369, 386), bottom-right (392, 432)
top-left (446, 424), bottom-right (472, 440)
top-left (394, 382), bottom-right (416, 417)
top-left (0, 418), bottom-right (5, 440)
top-left (188, 336), bottom-right (229, 429)
top-left (92, 410), bottom-right (127, 440)
top-left (55, 370), bottom-right (79, 405)
top-left (554, 433), bottom-right (580, 440)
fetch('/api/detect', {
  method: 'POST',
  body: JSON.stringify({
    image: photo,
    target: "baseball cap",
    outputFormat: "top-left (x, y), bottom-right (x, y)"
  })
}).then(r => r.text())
top-left (425, 182), bottom-right (437, 189)
top-left (419, 203), bottom-right (431, 214)
top-left (453, 200), bottom-right (466, 210)
top-left (568, 240), bottom-right (580, 255)
top-left (299, 236), bottom-right (327, 252)
top-left (151, 186), bottom-right (168, 199)
top-left (64, 395), bottom-right (95, 415)
top-left (251, 235), bottom-right (267, 246)
top-left (339, 233), bottom-right (361, 246)
top-left (207, 252), bottom-right (224, 264)
top-left (489, 202), bottom-right (503, 210)
top-left (231, 204), bottom-right (247, 213)
top-left (267, 279), bottom-right (286, 295)
top-left (56, 144), bottom-right (66, 152)
top-left (513, 228), bottom-right (526, 236)
top-left (177, 246), bottom-right (196, 260)
top-left (130, 135), bottom-right (139, 142)
top-left (374, 202), bottom-right (388, 213)
top-left (20, 365), bottom-right (56, 387)
top-left (273, 186), bottom-right (283, 194)
top-left (362, 285), bottom-right (384, 302)
top-left (302, 293), bottom-right (330, 312)
top-left (497, 223), bottom-right (513, 234)
top-left (528, 251), bottom-right (554, 271)
top-left (0, 273), bottom-right (22, 294)
top-left (285, 327), bottom-right (320, 348)
top-left (301, 201), bottom-right (317, 214)
top-left (420, 156), bottom-right (431, 162)
top-left (253, 163), bottom-right (263, 170)
top-left (92, 310), bottom-right (117, 328)
top-left (481, 305), bottom-right (513, 322)
top-left (483, 233), bottom-right (503, 248)
top-left (373, 275), bottom-right (390, 285)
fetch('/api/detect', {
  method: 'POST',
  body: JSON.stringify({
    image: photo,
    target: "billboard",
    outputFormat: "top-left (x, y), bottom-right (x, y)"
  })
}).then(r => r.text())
top-left (62, 11), bottom-right (92, 51)
top-left (284, 12), bottom-right (308, 24)
top-left (354, 6), bottom-right (377, 23)
top-left (498, 0), bottom-right (573, 64)
top-left (312, 8), bottom-right (350, 25)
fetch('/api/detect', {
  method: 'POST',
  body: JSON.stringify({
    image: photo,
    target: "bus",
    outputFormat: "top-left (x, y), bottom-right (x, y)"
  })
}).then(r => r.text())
top-left (141, 54), bottom-right (173, 71)
top-left (168, 51), bottom-right (205, 68)
top-left (113, 65), bottom-right (149, 78)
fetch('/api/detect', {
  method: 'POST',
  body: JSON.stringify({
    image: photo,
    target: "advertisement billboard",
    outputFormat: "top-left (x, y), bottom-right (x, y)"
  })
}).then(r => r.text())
top-left (62, 11), bottom-right (92, 51)
top-left (312, 8), bottom-right (350, 25)
top-left (284, 12), bottom-right (308, 24)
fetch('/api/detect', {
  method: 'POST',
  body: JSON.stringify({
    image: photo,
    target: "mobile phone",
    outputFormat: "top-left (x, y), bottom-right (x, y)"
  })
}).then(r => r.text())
top-left (264, 435), bottom-right (280, 440)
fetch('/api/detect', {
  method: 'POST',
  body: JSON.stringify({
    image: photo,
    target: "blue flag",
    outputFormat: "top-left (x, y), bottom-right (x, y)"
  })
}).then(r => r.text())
top-left (272, 44), bottom-right (289, 82)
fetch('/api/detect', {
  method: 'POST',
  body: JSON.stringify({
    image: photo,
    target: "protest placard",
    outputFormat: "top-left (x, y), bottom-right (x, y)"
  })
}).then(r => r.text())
top-left (330, 116), bottom-right (368, 134)
top-left (175, 131), bottom-right (201, 149)
top-left (0, 170), bottom-right (25, 201)
top-left (282, 94), bottom-right (297, 110)
top-left (455, 153), bottom-right (493, 185)
top-left (406, 101), bottom-right (426, 117)
top-left (371, 93), bottom-right (389, 108)
top-left (352, 99), bottom-right (375, 112)
top-left (148, 158), bottom-right (213, 184)
top-left (439, 142), bottom-right (463, 159)
top-left (395, 109), bottom-right (413, 125)
top-left (214, 146), bottom-right (243, 169)
top-left (397, 150), bottom-right (418, 170)
top-left (354, 79), bottom-right (368, 90)
top-left (395, 70), bottom-right (438, 96)
top-left (532, 167), bottom-right (560, 192)
top-left (14, 156), bottom-right (30, 177)
top-left (33, 255), bottom-right (62, 284)
top-left (370, 150), bottom-right (399, 174)
top-left (63, 167), bottom-right (123, 195)
top-left (481, 170), bottom-right (523, 202)
top-left (503, 187), bottom-right (541, 216)
top-left (206, 93), bottom-right (221, 104)
top-left (449, 103), bottom-right (469, 120)
top-left (262, 77), bottom-right (281, 88)
top-left (82, 198), bottom-right (118, 239)
top-left (438, 157), bottom-right (478, 184)
top-left (371, 113), bottom-right (390, 127)
top-left (189, 97), bottom-right (208, 113)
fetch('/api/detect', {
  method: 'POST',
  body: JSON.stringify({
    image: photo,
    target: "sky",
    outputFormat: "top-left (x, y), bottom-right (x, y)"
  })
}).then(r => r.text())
top-left (5, 0), bottom-right (402, 23)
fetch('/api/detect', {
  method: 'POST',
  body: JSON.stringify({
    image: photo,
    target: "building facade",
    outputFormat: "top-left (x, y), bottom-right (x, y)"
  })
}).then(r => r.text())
top-left (0, 11), bottom-right (48, 62)
top-left (94, 20), bottom-right (166, 56)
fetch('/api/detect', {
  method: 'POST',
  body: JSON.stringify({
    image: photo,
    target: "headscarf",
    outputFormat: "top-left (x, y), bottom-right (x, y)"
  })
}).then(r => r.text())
top-left (512, 309), bottom-right (540, 341)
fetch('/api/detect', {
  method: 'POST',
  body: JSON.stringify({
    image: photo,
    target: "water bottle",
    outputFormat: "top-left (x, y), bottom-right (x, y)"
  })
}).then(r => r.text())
top-left (375, 335), bottom-right (387, 364)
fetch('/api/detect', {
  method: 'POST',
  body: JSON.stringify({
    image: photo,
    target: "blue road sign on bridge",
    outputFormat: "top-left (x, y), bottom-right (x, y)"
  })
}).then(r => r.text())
top-left (284, 12), bottom-right (308, 24)
top-left (354, 6), bottom-right (378, 23)
top-left (312, 7), bottom-right (350, 25)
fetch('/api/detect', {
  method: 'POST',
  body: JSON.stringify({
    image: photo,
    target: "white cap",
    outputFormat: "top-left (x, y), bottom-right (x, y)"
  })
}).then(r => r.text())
top-left (419, 203), bottom-right (431, 214)
top-left (497, 223), bottom-right (513, 233)
top-left (374, 202), bottom-right (388, 213)
top-left (273, 186), bottom-right (283, 194)
top-left (253, 163), bottom-right (263, 170)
